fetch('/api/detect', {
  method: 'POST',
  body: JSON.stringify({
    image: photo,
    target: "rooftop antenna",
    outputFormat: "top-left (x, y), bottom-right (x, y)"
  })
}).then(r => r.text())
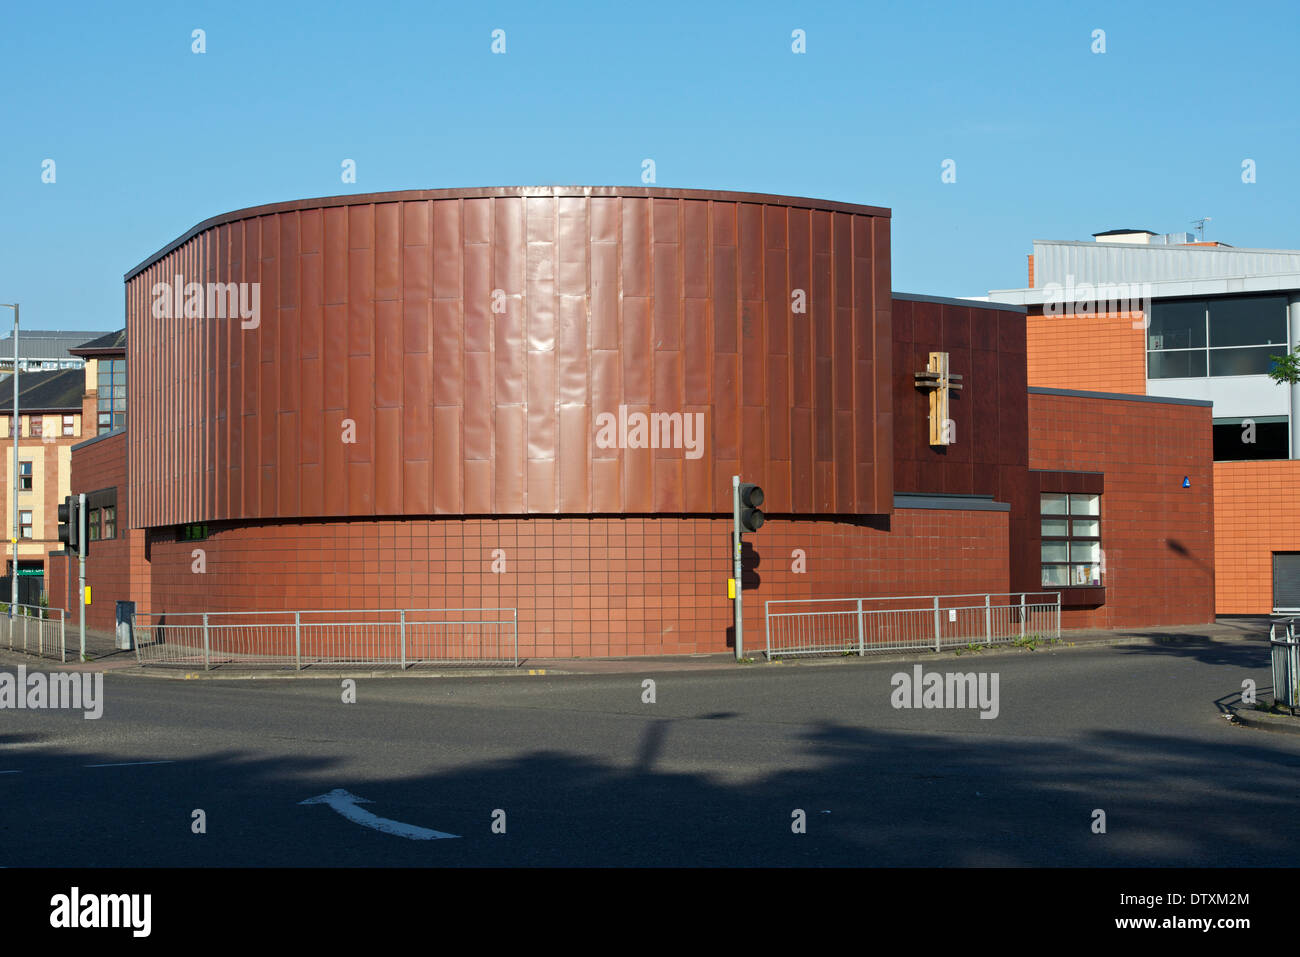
top-left (1191, 217), bottom-right (1211, 241)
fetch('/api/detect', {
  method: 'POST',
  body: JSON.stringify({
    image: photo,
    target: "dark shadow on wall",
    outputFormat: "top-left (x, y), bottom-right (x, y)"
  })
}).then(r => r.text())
top-left (1167, 538), bottom-right (1213, 581)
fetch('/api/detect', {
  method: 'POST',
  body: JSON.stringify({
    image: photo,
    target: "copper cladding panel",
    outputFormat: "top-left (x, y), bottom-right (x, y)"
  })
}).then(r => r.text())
top-left (126, 187), bottom-right (892, 527)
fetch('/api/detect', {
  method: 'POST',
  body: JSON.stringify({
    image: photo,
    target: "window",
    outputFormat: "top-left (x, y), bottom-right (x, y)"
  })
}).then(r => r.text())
top-left (1148, 295), bottom-right (1289, 379)
top-left (1214, 416), bottom-right (1289, 461)
top-left (18, 461), bottom-right (32, 491)
top-left (1041, 493), bottom-right (1102, 587)
top-left (97, 358), bottom-right (127, 434)
top-left (180, 523), bottom-right (209, 541)
top-left (28, 416), bottom-right (41, 438)
top-left (82, 488), bottom-right (116, 541)
top-left (19, 510), bottom-right (32, 539)
top-left (62, 415), bottom-right (75, 436)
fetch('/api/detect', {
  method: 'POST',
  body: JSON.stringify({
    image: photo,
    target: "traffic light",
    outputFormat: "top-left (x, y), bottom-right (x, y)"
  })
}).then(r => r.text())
top-left (738, 482), bottom-right (765, 533)
top-left (57, 495), bottom-right (78, 552)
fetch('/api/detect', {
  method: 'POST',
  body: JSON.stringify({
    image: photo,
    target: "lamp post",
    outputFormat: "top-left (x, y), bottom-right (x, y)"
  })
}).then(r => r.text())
top-left (0, 304), bottom-right (16, 618)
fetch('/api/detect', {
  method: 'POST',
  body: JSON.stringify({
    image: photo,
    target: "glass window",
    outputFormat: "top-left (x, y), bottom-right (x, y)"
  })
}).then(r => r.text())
top-left (1041, 492), bottom-right (1103, 588)
top-left (1148, 300), bottom-right (1206, 351)
top-left (1149, 295), bottom-right (1292, 380)
top-left (1213, 419), bottom-right (1289, 461)
top-left (18, 461), bottom-right (31, 491)
top-left (1071, 541), bottom-right (1101, 563)
top-left (96, 359), bottom-right (126, 435)
top-left (62, 415), bottom-right (75, 436)
top-left (1042, 542), bottom-right (1069, 562)
top-left (1041, 518), bottom-right (1068, 537)
top-left (102, 506), bottom-right (116, 540)
top-left (29, 417), bottom-right (41, 438)
top-left (19, 510), bottom-right (32, 539)
top-left (1072, 518), bottom-right (1100, 537)
top-left (1148, 349), bottom-right (1208, 379)
top-left (88, 508), bottom-right (100, 541)
top-left (1208, 295), bottom-right (1287, 348)
top-left (1042, 565), bottom-right (1069, 586)
top-left (1072, 564), bottom-right (1102, 586)
top-left (1041, 493), bottom-right (1067, 515)
top-left (1209, 346), bottom-right (1281, 377)
top-left (1069, 494), bottom-right (1099, 516)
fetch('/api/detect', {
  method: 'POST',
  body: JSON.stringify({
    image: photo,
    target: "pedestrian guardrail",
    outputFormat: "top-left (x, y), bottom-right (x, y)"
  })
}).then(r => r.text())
top-left (132, 607), bottom-right (519, 670)
top-left (765, 592), bottom-right (1061, 658)
top-left (1269, 618), bottom-right (1299, 714)
top-left (2, 604), bottom-right (68, 663)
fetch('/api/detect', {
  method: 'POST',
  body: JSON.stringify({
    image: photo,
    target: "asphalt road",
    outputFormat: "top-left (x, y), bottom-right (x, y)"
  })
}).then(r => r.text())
top-left (2, 637), bottom-right (1297, 866)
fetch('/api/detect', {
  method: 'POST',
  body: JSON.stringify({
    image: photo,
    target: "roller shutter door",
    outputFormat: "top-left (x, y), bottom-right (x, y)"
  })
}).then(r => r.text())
top-left (1273, 553), bottom-right (1300, 611)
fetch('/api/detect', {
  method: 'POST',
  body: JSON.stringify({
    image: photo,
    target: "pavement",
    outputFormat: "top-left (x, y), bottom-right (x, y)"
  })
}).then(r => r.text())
top-left (3, 614), bottom-right (1278, 680)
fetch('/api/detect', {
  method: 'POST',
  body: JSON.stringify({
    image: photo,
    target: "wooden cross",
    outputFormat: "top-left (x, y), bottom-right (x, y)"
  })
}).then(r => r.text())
top-left (913, 351), bottom-right (962, 446)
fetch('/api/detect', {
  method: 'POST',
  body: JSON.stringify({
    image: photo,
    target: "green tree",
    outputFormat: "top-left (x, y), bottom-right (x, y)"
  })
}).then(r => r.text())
top-left (1268, 350), bottom-right (1300, 385)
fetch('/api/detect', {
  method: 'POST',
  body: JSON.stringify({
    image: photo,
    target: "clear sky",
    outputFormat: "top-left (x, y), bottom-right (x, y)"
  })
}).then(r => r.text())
top-left (2, 0), bottom-right (1296, 332)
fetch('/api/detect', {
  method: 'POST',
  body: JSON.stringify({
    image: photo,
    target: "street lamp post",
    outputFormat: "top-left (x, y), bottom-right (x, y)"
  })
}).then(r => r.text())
top-left (0, 304), bottom-right (16, 620)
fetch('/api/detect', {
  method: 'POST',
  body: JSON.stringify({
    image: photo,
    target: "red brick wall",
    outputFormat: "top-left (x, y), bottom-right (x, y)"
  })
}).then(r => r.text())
top-left (139, 507), bottom-right (1008, 658)
top-left (1028, 390), bottom-right (1214, 629)
top-left (47, 431), bottom-right (146, 635)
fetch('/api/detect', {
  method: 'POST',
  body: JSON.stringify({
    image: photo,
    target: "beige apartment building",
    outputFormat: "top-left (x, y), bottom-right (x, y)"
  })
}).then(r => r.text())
top-left (0, 330), bottom-right (125, 596)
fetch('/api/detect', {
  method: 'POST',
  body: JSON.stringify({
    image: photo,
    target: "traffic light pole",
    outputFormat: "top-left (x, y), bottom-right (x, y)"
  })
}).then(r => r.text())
top-left (78, 491), bottom-right (86, 660)
top-left (732, 474), bottom-right (743, 660)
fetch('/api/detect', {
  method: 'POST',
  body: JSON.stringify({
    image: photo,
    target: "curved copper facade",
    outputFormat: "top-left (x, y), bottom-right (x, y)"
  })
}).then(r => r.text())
top-left (126, 187), bottom-right (892, 528)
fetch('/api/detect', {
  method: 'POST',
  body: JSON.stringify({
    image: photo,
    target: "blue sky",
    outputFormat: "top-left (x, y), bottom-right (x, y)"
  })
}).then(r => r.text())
top-left (1, 0), bottom-right (1296, 332)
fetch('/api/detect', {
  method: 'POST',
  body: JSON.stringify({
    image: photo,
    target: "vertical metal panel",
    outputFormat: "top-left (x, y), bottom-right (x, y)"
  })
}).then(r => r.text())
top-left (1273, 553), bottom-right (1300, 609)
top-left (125, 187), bottom-right (893, 527)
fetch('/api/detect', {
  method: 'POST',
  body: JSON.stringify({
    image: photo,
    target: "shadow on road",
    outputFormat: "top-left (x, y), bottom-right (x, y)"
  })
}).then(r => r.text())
top-left (4, 707), bottom-right (1300, 867)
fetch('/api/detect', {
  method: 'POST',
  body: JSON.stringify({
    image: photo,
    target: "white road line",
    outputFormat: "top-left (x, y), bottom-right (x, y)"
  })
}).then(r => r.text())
top-left (0, 770), bottom-right (20, 774)
top-left (84, 760), bottom-right (175, 768)
top-left (300, 788), bottom-right (460, 840)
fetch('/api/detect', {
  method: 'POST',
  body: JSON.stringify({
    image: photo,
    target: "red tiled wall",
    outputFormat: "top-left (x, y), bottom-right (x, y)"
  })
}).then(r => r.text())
top-left (1214, 460), bottom-right (1300, 614)
top-left (892, 297), bottom-right (1036, 593)
top-left (1025, 308), bottom-right (1147, 395)
top-left (1028, 392), bottom-right (1214, 629)
top-left (47, 431), bottom-right (148, 635)
top-left (140, 507), bottom-right (1008, 657)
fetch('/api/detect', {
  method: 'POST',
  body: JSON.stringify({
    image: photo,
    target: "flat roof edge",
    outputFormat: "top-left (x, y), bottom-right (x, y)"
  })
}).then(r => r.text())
top-left (1028, 386), bottom-right (1213, 407)
top-left (72, 427), bottom-right (127, 452)
top-left (893, 292), bottom-right (1026, 314)
top-left (894, 493), bottom-right (1011, 512)
top-left (124, 186), bottom-right (893, 282)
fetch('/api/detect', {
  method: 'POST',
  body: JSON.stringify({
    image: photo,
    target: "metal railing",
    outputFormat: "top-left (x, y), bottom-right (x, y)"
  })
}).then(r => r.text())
top-left (1269, 618), bottom-right (1299, 714)
top-left (132, 608), bottom-right (519, 670)
top-left (765, 592), bottom-right (1061, 658)
top-left (2, 603), bottom-right (68, 663)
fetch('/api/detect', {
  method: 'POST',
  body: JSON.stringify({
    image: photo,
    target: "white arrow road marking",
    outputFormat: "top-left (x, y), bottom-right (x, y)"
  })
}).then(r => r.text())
top-left (299, 788), bottom-right (460, 840)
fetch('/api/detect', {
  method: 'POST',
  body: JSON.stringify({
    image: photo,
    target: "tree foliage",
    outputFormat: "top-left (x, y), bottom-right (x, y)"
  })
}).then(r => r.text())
top-left (1268, 350), bottom-right (1300, 385)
